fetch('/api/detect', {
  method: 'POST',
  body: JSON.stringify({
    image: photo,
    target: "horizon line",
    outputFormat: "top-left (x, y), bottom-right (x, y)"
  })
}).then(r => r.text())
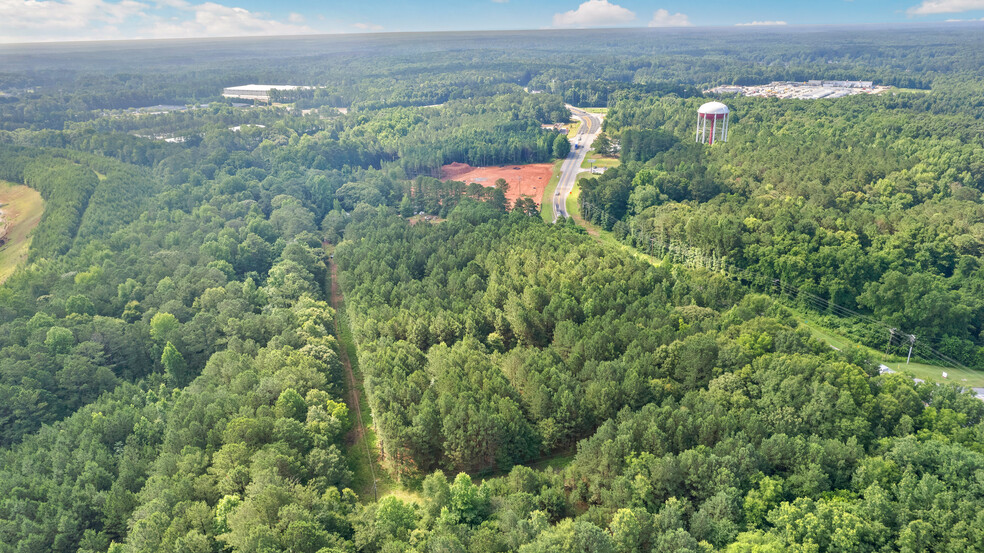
top-left (2, 19), bottom-right (983, 48)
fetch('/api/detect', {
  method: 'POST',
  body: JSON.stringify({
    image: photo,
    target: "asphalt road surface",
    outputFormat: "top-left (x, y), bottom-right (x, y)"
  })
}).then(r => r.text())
top-left (552, 106), bottom-right (604, 222)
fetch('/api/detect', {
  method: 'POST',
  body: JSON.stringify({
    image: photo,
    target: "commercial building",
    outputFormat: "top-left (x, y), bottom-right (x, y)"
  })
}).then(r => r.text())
top-left (221, 84), bottom-right (310, 102)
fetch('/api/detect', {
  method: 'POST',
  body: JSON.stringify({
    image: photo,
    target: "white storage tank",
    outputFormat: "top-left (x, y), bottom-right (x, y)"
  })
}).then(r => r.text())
top-left (696, 101), bottom-right (730, 145)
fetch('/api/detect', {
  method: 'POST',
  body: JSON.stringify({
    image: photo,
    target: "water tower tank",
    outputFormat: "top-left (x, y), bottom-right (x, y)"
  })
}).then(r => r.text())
top-left (696, 101), bottom-right (730, 145)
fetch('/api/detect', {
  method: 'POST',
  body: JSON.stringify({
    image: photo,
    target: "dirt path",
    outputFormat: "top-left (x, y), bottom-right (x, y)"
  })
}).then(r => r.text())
top-left (329, 260), bottom-right (378, 499)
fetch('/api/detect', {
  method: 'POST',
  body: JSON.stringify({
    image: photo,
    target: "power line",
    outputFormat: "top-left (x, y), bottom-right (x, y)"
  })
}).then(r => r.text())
top-left (579, 199), bottom-right (977, 375)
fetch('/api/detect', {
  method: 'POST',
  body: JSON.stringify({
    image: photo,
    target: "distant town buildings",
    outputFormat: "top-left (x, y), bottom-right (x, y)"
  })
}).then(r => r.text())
top-left (706, 80), bottom-right (888, 100)
top-left (222, 84), bottom-right (311, 102)
top-left (808, 80), bottom-right (873, 88)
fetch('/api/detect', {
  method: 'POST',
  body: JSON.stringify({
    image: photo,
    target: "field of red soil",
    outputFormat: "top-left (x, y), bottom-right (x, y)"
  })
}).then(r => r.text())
top-left (441, 162), bottom-right (554, 207)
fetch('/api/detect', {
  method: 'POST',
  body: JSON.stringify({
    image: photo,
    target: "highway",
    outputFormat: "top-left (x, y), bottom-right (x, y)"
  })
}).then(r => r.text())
top-left (552, 105), bottom-right (604, 222)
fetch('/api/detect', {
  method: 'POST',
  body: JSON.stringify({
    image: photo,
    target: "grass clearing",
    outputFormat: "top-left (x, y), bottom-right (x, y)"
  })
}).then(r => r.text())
top-left (528, 450), bottom-right (575, 472)
top-left (566, 121), bottom-right (582, 139)
top-left (582, 107), bottom-right (609, 114)
top-left (580, 149), bottom-right (620, 171)
top-left (328, 255), bottom-right (405, 503)
top-left (540, 158), bottom-right (565, 223)
top-left (566, 177), bottom-right (582, 223)
top-left (895, 362), bottom-right (984, 388)
top-left (0, 181), bottom-right (43, 284)
top-left (888, 87), bottom-right (930, 94)
top-left (566, 177), bottom-right (589, 228)
top-left (795, 312), bottom-right (984, 387)
top-left (380, 487), bottom-right (424, 506)
top-left (338, 301), bottom-right (394, 501)
top-left (800, 320), bottom-right (865, 353)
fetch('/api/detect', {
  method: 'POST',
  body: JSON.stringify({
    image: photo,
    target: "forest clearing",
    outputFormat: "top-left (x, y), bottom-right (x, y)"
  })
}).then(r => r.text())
top-left (441, 162), bottom-right (554, 207)
top-left (0, 181), bottom-right (43, 284)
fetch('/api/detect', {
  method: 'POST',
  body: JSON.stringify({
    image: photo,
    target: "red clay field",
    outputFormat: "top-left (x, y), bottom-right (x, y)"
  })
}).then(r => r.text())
top-left (441, 162), bottom-right (554, 207)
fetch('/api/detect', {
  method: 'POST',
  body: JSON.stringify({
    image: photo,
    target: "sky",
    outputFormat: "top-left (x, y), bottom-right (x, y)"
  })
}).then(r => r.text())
top-left (1, 0), bottom-right (983, 44)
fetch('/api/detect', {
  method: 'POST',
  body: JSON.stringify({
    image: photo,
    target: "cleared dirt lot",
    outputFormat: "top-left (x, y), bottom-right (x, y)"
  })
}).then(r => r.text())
top-left (442, 162), bottom-right (554, 207)
top-left (0, 182), bottom-right (43, 284)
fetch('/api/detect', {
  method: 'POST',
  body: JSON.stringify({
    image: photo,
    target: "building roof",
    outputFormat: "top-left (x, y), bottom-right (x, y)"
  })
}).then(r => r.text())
top-left (698, 101), bottom-right (730, 115)
top-left (223, 84), bottom-right (308, 92)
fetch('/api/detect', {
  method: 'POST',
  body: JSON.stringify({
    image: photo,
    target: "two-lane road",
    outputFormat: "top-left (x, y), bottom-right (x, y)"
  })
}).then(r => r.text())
top-left (552, 105), bottom-right (604, 222)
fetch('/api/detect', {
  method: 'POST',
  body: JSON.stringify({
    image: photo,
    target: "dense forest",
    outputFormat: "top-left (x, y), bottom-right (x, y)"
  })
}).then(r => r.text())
top-left (337, 203), bottom-right (744, 477)
top-left (0, 24), bottom-right (983, 553)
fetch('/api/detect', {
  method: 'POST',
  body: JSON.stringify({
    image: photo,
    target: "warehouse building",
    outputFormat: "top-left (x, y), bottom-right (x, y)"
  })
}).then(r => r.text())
top-left (221, 84), bottom-right (310, 102)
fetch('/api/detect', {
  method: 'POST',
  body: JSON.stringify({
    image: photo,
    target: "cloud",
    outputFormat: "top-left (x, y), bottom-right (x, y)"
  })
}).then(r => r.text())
top-left (735, 20), bottom-right (788, 26)
top-left (492, 0), bottom-right (508, 3)
top-left (352, 22), bottom-right (383, 31)
top-left (648, 8), bottom-right (692, 27)
top-left (0, 0), bottom-right (147, 31)
top-left (0, 0), bottom-right (316, 42)
top-left (908, 0), bottom-right (984, 14)
top-left (553, 0), bottom-right (636, 28)
top-left (144, 2), bottom-right (315, 39)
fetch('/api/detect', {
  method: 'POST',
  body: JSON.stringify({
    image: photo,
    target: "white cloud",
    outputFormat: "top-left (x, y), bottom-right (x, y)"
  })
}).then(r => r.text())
top-left (908, 0), bottom-right (984, 14)
top-left (553, 0), bottom-right (636, 28)
top-left (492, 0), bottom-right (508, 3)
top-left (0, 0), bottom-right (317, 42)
top-left (648, 8), bottom-right (692, 27)
top-left (0, 0), bottom-right (147, 31)
top-left (155, 0), bottom-right (190, 7)
top-left (143, 2), bottom-right (314, 39)
top-left (735, 20), bottom-right (788, 26)
top-left (352, 22), bottom-right (383, 31)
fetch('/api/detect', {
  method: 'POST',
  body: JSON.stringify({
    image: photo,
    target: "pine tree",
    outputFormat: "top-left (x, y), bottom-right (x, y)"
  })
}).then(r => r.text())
top-left (161, 341), bottom-right (188, 387)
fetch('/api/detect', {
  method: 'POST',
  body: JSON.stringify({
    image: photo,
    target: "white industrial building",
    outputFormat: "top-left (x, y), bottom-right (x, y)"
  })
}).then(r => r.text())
top-left (222, 84), bottom-right (310, 102)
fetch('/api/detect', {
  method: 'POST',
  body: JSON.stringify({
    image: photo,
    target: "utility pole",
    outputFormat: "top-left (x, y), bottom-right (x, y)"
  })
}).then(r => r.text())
top-left (888, 328), bottom-right (896, 349)
top-left (906, 334), bottom-right (916, 365)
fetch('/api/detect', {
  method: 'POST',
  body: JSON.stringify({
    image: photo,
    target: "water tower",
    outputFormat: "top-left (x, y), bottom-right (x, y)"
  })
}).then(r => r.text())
top-left (695, 101), bottom-right (730, 145)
